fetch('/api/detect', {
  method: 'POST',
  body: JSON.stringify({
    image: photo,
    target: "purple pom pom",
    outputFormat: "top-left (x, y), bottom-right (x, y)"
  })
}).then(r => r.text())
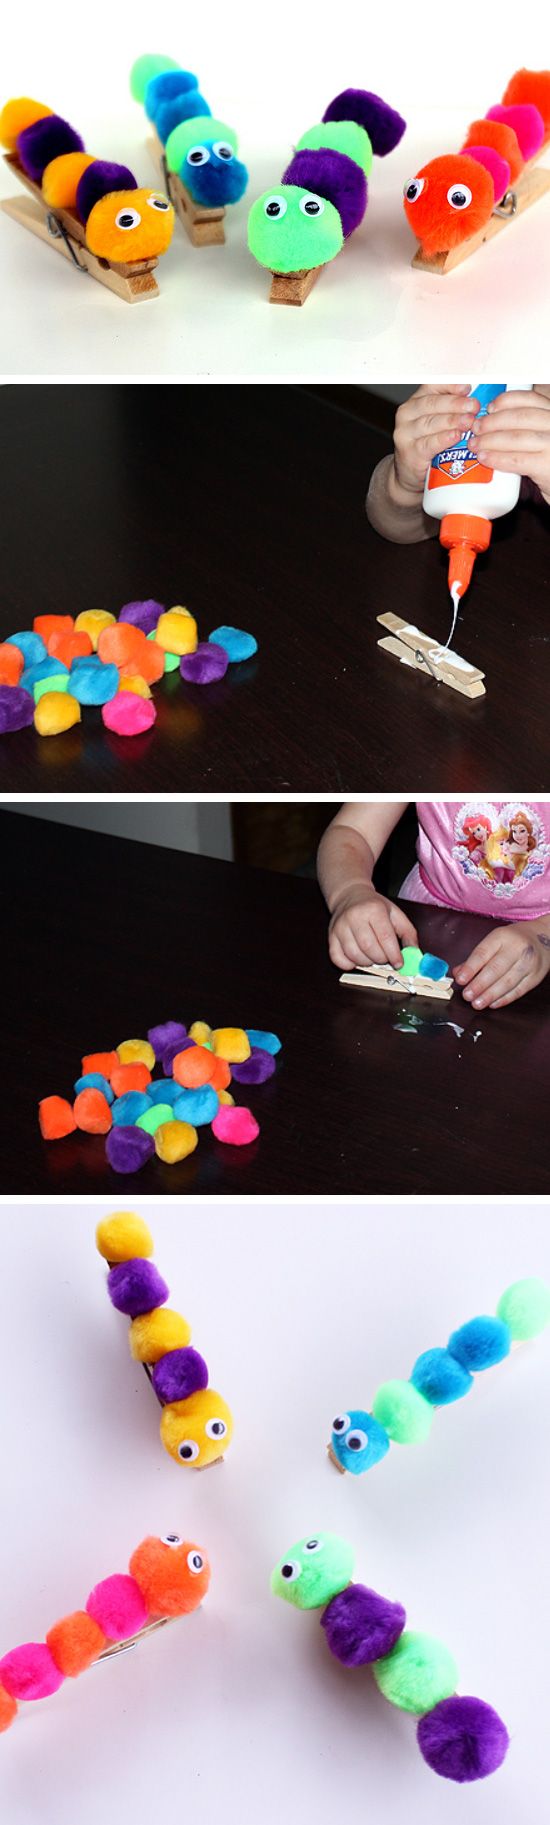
top-left (162, 1037), bottom-right (195, 1075)
top-left (284, 148), bottom-right (366, 239)
top-left (323, 89), bottom-right (406, 158)
top-left (417, 1696), bottom-right (509, 1783)
top-left (107, 1257), bottom-right (169, 1316)
top-left (105, 1124), bottom-right (155, 1176)
top-left (119, 600), bottom-right (166, 635)
top-left (231, 1048), bottom-right (275, 1085)
top-left (18, 114), bottom-right (83, 183)
top-left (152, 1346), bottom-right (209, 1404)
top-left (321, 1583), bottom-right (406, 1665)
top-left (147, 1019), bottom-right (187, 1058)
top-left (181, 642), bottom-right (229, 684)
top-left (77, 161), bottom-right (137, 224)
top-left (0, 685), bottom-right (35, 732)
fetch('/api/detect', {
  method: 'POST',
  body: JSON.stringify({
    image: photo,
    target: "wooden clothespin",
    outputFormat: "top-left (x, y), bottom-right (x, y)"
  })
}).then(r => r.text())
top-left (148, 129), bottom-right (226, 246)
top-left (339, 962), bottom-right (454, 1001)
top-left (269, 267), bottom-right (322, 305)
top-left (1, 153), bottom-right (161, 301)
top-left (377, 612), bottom-right (486, 699)
top-left (412, 136), bottom-right (550, 274)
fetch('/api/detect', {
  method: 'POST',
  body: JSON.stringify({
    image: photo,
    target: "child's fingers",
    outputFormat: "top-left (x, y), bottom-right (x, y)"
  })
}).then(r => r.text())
top-left (391, 906), bottom-right (419, 949)
top-left (486, 390), bottom-right (550, 416)
top-left (466, 954), bottom-right (535, 1009)
top-left (411, 384), bottom-right (473, 408)
top-left (329, 930), bottom-right (355, 971)
top-left (453, 934), bottom-right (501, 985)
top-left (479, 407), bottom-right (550, 434)
top-left (368, 909), bottom-right (406, 968)
top-left (491, 980), bottom-right (535, 1009)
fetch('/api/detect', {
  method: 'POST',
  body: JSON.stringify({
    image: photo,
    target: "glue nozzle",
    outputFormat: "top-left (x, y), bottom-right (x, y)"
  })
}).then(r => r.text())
top-left (439, 513), bottom-right (492, 602)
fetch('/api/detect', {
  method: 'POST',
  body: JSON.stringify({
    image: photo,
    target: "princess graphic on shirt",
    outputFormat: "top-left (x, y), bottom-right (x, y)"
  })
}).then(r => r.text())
top-left (453, 803), bottom-right (550, 898)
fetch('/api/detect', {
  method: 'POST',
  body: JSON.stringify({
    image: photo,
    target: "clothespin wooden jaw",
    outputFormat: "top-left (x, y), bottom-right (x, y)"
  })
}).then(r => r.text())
top-left (1, 152), bottom-right (161, 300)
top-left (148, 129), bottom-right (226, 245)
top-left (339, 963), bottom-right (454, 1001)
top-left (377, 613), bottom-right (486, 699)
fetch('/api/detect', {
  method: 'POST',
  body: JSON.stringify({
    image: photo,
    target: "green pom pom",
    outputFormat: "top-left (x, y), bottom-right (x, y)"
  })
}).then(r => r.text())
top-left (130, 54), bottom-right (180, 104)
top-left (271, 1534), bottom-right (354, 1610)
top-left (497, 1277), bottom-right (550, 1340)
top-left (147, 633), bottom-right (179, 672)
top-left (136, 1104), bottom-right (174, 1134)
top-left (373, 1631), bottom-right (458, 1714)
top-left (33, 673), bottom-right (69, 703)
top-left (372, 1379), bottom-right (433, 1444)
top-left (248, 186), bottom-right (343, 274)
top-left (296, 120), bottom-right (373, 176)
top-left (398, 946), bottom-right (424, 977)
top-left (165, 117), bottom-right (236, 173)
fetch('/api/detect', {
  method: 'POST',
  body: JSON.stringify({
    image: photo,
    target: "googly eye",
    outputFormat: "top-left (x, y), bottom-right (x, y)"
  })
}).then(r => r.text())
top-left (299, 192), bottom-right (324, 217)
top-left (280, 1560), bottom-right (301, 1582)
top-left (177, 1438), bottom-right (200, 1462)
top-left (263, 194), bottom-right (287, 220)
top-left (205, 1417), bottom-right (227, 1441)
top-left (115, 207), bottom-right (142, 231)
top-left (304, 1538), bottom-right (323, 1554)
top-left (346, 1429), bottom-right (368, 1453)
top-left (403, 178), bottom-right (425, 203)
top-left (187, 1550), bottom-right (204, 1574)
top-left (213, 141), bottom-right (234, 162)
top-left (147, 193), bottom-right (170, 211)
top-left (186, 146), bottom-right (210, 167)
top-left (332, 1414), bottom-right (351, 1435)
top-left (161, 1533), bottom-right (182, 1547)
top-left (447, 184), bottom-right (473, 211)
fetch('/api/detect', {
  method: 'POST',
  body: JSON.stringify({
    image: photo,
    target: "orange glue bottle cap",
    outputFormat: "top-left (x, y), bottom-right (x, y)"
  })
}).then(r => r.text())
top-left (439, 513), bottom-right (492, 598)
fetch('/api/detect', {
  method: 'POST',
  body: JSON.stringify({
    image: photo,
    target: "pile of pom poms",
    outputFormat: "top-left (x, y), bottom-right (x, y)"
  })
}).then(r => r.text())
top-left (38, 1019), bottom-right (282, 1172)
top-left (0, 1532), bottom-right (209, 1733)
top-left (0, 603), bottom-right (258, 739)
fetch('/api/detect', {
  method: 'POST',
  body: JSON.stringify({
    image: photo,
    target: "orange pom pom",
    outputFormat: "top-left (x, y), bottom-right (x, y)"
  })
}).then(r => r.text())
top-left (173, 1045), bottom-right (217, 1089)
top-left (98, 623), bottom-right (148, 672)
top-left (81, 1050), bottom-right (119, 1080)
top-left (48, 630), bottom-right (93, 667)
top-left (42, 151), bottom-right (95, 208)
top-left (46, 1611), bottom-right (106, 1676)
top-left (0, 642), bottom-right (24, 685)
top-left (34, 613), bottom-right (74, 643)
top-left (120, 637), bottom-right (165, 685)
top-left (209, 1054), bottom-right (232, 1092)
top-left (129, 1536), bottom-right (210, 1618)
top-left (503, 68), bottom-right (550, 131)
top-left (0, 98), bottom-right (53, 150)
top-left (85, 189), bottom-right (174, 264)
top-left (73, 1088), bottom-right (112, 1134)
top-left (110, 1061), bottom-right (152, 1096)
top-left (403, 153), bottom-right (494, 258)
top-left (39, 1094), bottom-right (77, 1140)
top-left (463, 118), bottom-right (523, 183)
top-left (0, 1682), bottom-right (17, 1732)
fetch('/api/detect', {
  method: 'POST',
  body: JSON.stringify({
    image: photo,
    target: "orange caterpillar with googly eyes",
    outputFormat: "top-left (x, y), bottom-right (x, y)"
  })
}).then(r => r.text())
top-left (404, 68), bottom-right (550, 261)
top-left (0, 96), bottom-right (174, 262)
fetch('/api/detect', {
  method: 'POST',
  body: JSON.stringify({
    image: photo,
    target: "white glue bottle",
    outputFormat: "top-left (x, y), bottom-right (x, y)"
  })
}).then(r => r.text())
top-left (423, 383), bottom-right (532, 615)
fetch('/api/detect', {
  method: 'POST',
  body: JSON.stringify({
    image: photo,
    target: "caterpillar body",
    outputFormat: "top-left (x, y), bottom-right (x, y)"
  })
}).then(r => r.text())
top-left (248, 87), bottom-right (406, 275)
top-left (404, 68), bottom-right (550, 259)
top-left (130, 54), bottom-right (248, 211)
top-left (0, 96), bottom-right (174, 262)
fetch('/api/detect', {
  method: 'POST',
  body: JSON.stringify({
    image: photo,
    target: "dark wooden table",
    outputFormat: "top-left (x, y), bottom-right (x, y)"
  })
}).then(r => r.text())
top-left (2, 385), bottom-right (549, 792)
top-left (4, 809), bottom-right (550, 1194)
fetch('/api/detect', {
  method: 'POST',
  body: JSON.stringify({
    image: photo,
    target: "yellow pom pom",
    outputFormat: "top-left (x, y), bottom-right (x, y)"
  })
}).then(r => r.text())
top-left (212, 1027), bottom-right (251, 1062)
top-left (129, 1307), bottom-right (192, 1362)
top-left (0, 97), bottom-right (53, 150)
top-left (189, 1021), bottom-right (212, 1045)
top-left (74, 609), bottom-right (116, 650)
top-left (116, 1038), bottom-right (156, 1069)
top-left (160, 1388), bottom-right (233, 1466)
top-left (34, 692), bottom-right (81, 736)
top-left (119, 675), bottom-right (152, 699)
top-left (42, 152), bottom-right (95, 208)
top-left (155, 610), bottom-right (198, 656)
top-left (96, 1212), bottom-right (154, 1262)
top-left (154, 1120), bottom-right (198, 1163)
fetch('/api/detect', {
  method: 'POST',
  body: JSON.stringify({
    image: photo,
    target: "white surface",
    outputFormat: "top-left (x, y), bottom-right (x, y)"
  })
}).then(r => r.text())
top-left (1, 5), bottom-right (549, 376)
top-left (1, 1198), bottom-right (549, 1823)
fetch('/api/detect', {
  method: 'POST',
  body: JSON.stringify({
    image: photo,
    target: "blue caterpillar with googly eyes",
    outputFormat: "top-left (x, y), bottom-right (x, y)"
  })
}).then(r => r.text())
top-left (130, 55), bottom-right (248, 211)
top-left (248, 88), bottom-right (406, 277)
top-left (329, 1277), bottom-right (550, 1477)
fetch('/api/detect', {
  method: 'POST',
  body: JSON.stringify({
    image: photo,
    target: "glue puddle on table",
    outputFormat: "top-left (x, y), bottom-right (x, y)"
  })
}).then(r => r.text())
top-left (393, 1007), bottom-right (482, 1043)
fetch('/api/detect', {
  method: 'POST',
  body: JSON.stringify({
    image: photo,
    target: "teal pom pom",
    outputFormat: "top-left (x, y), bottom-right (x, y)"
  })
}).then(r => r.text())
top-left (130, 54), bottom-right (180, 105)
top-left (411, 1347), bottom-right (473, 1405)
top-left (208, 626), bottom-right (257, 662)
top-left (448, 1315), bottom-right (510, 1372)
top-left (497, 1278), bottom-right (550, 1340)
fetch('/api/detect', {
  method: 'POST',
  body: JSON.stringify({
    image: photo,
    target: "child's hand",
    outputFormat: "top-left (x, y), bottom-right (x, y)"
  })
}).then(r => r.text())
top-left (329, 888), bottom-right (418, 972)
top-left (469, 387), bottom-right (550, 504)
top-left (391, 385), bottom-right (479, 500)
top-left (453, 923), bottom-right (550, 1010)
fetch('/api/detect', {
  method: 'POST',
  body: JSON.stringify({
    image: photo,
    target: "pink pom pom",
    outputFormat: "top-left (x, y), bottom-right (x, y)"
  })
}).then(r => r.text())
top-left (211, 1105), bottom-right (259, 1146)
top-left (86, 1573), bottom-right (148, 1641)
top-left (0, 1642), bottom-right (65, 1700)
top-left (486, 102), bottom-right (544, 161)
top-left (464, 144), bottom-right (510, 202)
top-left (101, 693), bottom-right (156, 737)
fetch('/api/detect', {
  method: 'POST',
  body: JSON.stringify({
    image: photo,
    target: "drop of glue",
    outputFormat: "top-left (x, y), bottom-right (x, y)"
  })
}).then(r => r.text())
top-left (442, 580), bottom-right (462, 654)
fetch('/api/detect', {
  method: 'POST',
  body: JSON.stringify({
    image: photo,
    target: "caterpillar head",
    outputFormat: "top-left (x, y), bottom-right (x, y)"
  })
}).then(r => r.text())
top-left (330, 1409), bottom-right (390, 1475)
top-left (248, 184), bottom-right (343, 272)
top-left (271, 1535), bottom-right (354, 1609)
top-left (403, 155), bottom-right (494, 258)
top-left (160, 1387), bottom-right (233, 1467)
top-left (85, 188), bottom-right (174, 262)
top-left (165, 115), bottom-right (247, 207)
top-left (129, 1534), bottom-right (210, 1615)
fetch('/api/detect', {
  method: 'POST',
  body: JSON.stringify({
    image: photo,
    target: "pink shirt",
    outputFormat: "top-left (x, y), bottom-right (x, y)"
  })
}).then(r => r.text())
top-left (400, 802), bottom-right (550, 920)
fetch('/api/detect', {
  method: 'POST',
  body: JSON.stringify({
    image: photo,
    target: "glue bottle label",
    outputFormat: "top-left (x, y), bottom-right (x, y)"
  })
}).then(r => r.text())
top-left (424, 384), bottom-right (526, 520)
top-left (427, 385), bottom-right (506, 491)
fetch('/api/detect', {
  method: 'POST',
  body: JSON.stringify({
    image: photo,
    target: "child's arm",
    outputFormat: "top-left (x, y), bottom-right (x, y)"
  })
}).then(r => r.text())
top-left (366, 385), bottom-right (478, 543)
top-left (467, 386), bottom-right (550, 504)
top-left (317, 804), bottom-right (419, 971)
top-left (454, 917), bottom-right (550, 1010)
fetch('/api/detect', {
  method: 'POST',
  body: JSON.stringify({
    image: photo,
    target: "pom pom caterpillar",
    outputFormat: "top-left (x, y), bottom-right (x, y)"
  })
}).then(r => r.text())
top-left (272, 1534), bottom-right (508, 1783)
top-left (130, 54), bottom-right (248, 245)
top-left (0, 95), bottom-right (174, 301)
top-left (404, 68), bottom-right (550, 271)
top-left (329, 1277), bottom-right (550, 1477)
top-left (0, 1531), bottom-right (209, 1735)
top-left (96, 1212), bottom-right (233, 1467)
top-left (247, 87), bottom-right (406, 304)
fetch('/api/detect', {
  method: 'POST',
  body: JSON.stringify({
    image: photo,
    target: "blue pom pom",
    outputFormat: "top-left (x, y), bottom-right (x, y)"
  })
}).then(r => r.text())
top-left (419, 953), bottom-right (449, 981)
top-left (183, 148), bottom-right (248, 207)
top-left (111, 1091), bottom-right (153, 1126)
top-left (411, 1347), bottom-right (473, 1406)
top-left (448, 1315), bottom-right (511, 1372)
top-left (245, 1029), bottom-right (282, 1055)
top-left (21, 657), bottom-right (69, 690)
top-left (7, 631), bottom-right (47, 665)
top-left (173, 1084), bottom-right (219, 1126)
top-left (69, 659), bottom-right (119, 705)
top-left (144, 69), bottom-right (199, 120)
top-left (331, 1408), bottom-right (390, 1475)
top-left (73, 1072), bottom-right (114, 1104)
top-left (146, 1079), bottom-right (184, 1106)
top-left (154, 92), bottom-right (211, 145)
top-left (209, 625), bottom-right (258, 662)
